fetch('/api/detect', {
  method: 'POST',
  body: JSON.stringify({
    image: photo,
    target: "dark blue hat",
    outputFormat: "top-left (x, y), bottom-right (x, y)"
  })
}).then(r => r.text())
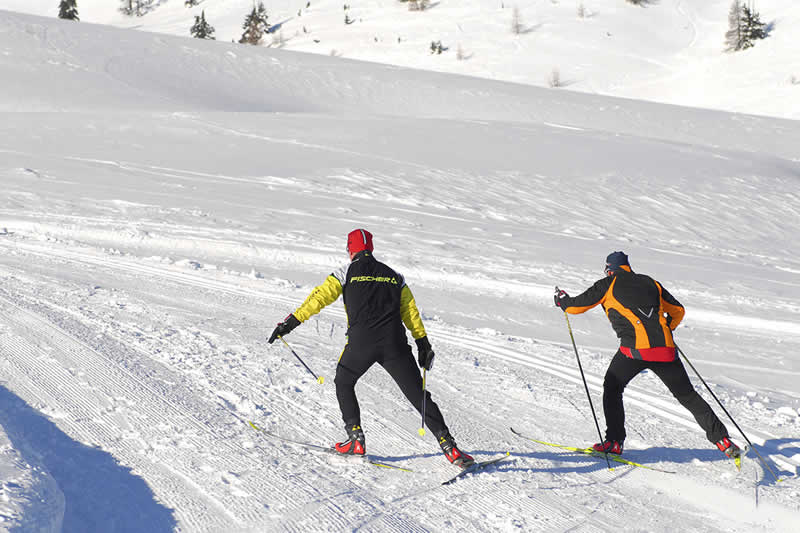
top-left (605, 251), bottom-right (630, 274)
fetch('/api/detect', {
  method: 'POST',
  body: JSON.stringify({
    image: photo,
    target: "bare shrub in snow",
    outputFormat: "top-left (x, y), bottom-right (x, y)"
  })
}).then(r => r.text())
top-left (548, 68), bottom-right (561, 88)
top-left (456, 43), bottom-right (465, 61)
top-left (119, 0), bottom-right (157, 16)
top-left (577, 2), bottom-right (586, 18)
top-left (511, 6), bottom-right (523, 34)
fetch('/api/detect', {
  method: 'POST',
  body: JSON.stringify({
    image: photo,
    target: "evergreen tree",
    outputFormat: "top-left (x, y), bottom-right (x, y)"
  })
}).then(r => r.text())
top-left (58, 0), bottom-right (79, 21)
top-left (725, 1), bottom-right (767, 51)
top-left (742, 4), bottom-right (767, 43)
top-left (185, 0), bottom-right (199, 6)
top-left (190, 10), bottom-right (215, 39)
top-left (239, 2), bottom-right (270, 45)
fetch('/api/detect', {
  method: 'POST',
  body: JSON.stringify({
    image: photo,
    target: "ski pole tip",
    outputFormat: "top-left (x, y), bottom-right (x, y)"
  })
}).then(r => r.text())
top-left (317, 376), bottom-right (325, 384)
top-left (418, 428), bottom-right (426, 437)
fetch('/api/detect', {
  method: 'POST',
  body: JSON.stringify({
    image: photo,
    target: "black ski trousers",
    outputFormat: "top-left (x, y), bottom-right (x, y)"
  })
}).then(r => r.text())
top-left (334, 341), bottom-right (448, 436)
top-left (602, 349), bottom-right (729, 444)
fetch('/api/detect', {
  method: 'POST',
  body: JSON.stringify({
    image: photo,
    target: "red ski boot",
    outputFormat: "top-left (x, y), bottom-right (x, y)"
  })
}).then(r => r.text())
top-left (592, 440), bottom-right (623, 455)
top-left (335, 425), bottom-right (365, 455)
top-left (715, 436), bottom-right (741, 459)
top-left (437, 432), bottom-right (475, 468)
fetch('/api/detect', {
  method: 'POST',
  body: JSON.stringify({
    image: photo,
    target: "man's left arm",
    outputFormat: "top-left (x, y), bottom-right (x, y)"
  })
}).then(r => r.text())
top-left (659, 283), bottom-right (685, 330)
top-left (400, 284), bottom-right (426, 340)
top-left (400, 283), bottom-right (435, 370)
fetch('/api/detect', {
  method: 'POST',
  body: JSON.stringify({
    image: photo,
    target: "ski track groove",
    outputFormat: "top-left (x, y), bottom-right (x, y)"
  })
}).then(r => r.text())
top-left (5, 239), bottom-right (798, 475)
top-left (1, 239), bottom-right (798, 531)
top-left (0, 305), bottom-right (234, 531)
top-left (0, 293), bottom-right (373, 530)
top-left (0, 283), bottom-right (465, 531)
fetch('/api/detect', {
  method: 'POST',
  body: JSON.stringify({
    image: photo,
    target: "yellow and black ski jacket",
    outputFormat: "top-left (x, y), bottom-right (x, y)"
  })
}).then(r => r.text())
top-left (561, 267), bottom-right (685, 362)
top-left (292, 251), bottom-right (426, 346)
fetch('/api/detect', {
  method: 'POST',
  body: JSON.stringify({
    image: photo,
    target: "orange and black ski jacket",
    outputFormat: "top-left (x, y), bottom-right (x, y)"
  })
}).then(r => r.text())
top-left (561, 267), bottom-right (685, 362)
top-left (292, 251), bottom-right (426, 346)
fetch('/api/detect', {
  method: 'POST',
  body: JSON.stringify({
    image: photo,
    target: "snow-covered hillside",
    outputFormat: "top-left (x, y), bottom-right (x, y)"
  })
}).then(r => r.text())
top-left (5, 0), bottom-right (800, 119)
top-left (1, 8), bottom-right (799, 533)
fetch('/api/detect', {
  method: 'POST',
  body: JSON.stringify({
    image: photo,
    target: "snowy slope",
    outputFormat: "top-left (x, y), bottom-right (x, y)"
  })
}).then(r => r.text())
top-left (1, 8), bottom-right (799, 533)
top-left (4, 0), bottom-right (800, 119)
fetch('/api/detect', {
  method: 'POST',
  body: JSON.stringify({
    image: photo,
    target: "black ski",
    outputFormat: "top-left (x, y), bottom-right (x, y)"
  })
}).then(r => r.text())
top-left (248, 421), bottom-right (414, 472)
top-left (441, 453), bottom-right (510, 485)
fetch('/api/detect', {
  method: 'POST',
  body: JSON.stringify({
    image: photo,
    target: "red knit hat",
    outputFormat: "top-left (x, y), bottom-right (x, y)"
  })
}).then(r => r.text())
top-left (347, 229), bottom-right (374, 255)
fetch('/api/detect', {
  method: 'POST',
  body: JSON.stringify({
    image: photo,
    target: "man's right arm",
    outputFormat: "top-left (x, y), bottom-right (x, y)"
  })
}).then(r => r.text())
top-left (561, 277), bottom-right (613, 314)
top-left (293, 274), bottom-right (344, 322)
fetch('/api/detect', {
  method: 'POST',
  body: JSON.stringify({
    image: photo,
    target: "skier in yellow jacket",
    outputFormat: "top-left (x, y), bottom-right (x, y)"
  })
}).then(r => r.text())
top-left (269, 229), bottom-right (474, 467)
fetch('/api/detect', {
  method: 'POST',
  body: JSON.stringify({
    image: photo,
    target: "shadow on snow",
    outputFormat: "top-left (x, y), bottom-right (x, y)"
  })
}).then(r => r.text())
top-left (0, 385), bottom-right (177, 533)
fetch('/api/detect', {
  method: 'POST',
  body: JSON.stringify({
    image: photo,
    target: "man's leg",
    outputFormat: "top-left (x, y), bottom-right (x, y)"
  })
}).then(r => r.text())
top-left (334, 343), bottom-right (375, 427)
top-left (650, 358), bottom-right (729, 443)
top-left (603, 350), bottom-right (646, 442)
top-left (379, 343), bottom-right (448, 436)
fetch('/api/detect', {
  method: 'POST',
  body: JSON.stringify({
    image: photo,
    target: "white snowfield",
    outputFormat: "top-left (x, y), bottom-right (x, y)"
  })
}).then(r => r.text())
top-left (0, 7), bottom-right (799, 533)
top-left (6, 0), bottom-right (800, 119)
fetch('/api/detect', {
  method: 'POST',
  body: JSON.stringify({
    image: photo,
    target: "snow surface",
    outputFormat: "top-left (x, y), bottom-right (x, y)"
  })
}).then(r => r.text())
top-left (5, 0), bottom-right (800, 119)
top-left (0, 7), bottom-right (799, 533)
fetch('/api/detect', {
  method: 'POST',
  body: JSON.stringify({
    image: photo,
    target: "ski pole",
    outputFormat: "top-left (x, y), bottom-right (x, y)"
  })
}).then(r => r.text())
top-left (279, 336), bottom-right (324, 384)
top-left (676, 344), bottom-right (782, 482)
top-left (418, 368), bottom-right (427, 437)
top-left (561, 300), bottom-right (611, 470)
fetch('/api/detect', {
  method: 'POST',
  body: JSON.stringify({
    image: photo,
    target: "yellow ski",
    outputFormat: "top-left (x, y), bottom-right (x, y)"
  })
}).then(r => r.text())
top-left (510, 427), bottom-right (676, 474)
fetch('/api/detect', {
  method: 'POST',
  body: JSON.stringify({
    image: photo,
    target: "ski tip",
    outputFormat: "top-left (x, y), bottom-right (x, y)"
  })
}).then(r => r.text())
top-left (418, 428), bottom-right (426, 437)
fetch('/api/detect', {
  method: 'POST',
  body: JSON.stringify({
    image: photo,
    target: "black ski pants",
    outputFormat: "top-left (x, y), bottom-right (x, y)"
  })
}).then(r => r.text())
top-left (334, 341), bottom-right (448, 436)
top-left (602, 349), bottom-right (729, 444)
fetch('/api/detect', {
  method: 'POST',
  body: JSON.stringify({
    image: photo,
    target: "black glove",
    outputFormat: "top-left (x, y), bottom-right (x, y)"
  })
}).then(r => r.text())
top-left (415, 336), bottom-right (435, 371)
top-left (554, 286), bottom-right (569, 309)
top-left (268, 314), bottom-right (301, 344)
